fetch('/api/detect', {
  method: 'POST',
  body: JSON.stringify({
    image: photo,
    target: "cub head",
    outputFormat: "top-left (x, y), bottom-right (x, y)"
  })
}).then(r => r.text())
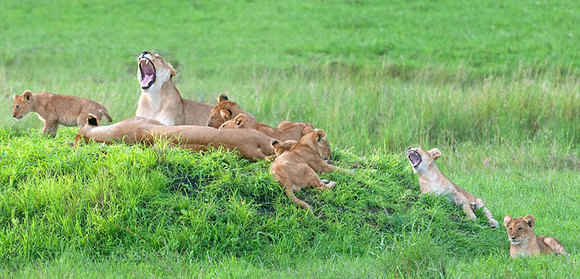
top-left (206, 94), bottom-right (249, 128)
top-left (406, 147), bottom-right (441, 174)
top-left (218, 114), bottom-right (248, 130)
top-left (12, 90), bottom-right (34, 119)
top-left (271, 139), bottom-right (297, 156)
top-left (300, 129), bottom-right (332, 160)
top-left (504, 215), bottom-right (535, 245)
top-left (137, 50), bottom-right (176, 90)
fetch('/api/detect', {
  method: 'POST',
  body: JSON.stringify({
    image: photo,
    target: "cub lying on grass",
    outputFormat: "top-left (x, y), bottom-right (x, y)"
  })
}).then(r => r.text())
top-left (504, 215), bottom-right (569, 258)
top-left (136, 50), bottom-right (213, 126)
top-left (12, 90), bottom-right (112, 137)
top-left (270, 130), bottom-right (353, 212)
top-left (75, 115), bottom-right (275, 160)
top-left (219, 114), bottom-right (314, 142)
top-left (406, 147), bottom-right (499, 228)
top-left (206, 94), bottom-right (257, 128)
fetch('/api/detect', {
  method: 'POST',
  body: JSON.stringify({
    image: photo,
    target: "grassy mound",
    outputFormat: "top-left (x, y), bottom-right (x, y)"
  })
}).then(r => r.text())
top-left (0, 127), bottom-right (502, 274)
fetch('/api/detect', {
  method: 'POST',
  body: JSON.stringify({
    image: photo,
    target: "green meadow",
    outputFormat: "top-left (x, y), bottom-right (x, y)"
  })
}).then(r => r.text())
top-left (1, 0), bottom-right (579, 277)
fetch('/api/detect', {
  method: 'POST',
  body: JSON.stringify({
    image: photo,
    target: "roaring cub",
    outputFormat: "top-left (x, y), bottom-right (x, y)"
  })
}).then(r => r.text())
top-left (136, 50), bottom-right (213, 126)
top-left (219, 114), bottom-right (314, 142)
top-left (12, 90), bottom-right (112, 137)
top-left (206, 94), bottom-right (257, 128)
top-left (406, 147), bottom-right (499, 228)
top-left (270, 129), bottom-right (353, 212)
top-left (504, 215), bottom-right (569, 258)
top-left (75, 116), bottom-right (275, 160)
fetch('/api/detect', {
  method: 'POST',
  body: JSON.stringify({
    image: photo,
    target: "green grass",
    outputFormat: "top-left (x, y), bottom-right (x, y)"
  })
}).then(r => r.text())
top-left (1, 0), bottom-right (579, 277)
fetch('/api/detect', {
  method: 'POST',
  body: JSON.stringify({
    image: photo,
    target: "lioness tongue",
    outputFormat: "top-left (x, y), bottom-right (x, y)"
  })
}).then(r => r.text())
top-left (141, 75), bottom-right (153, 87)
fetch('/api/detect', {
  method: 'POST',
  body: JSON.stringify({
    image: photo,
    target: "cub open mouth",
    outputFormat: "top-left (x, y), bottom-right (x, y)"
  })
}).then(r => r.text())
top-left (139, 57), bottom-right (156, 89)
top-left (407, 150), bottom-right (422, 168)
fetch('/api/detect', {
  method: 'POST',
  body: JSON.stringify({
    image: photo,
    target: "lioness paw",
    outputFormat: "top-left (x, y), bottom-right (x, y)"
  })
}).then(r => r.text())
top-left (324, 181), bottom-right (337, 188)
top-left (489, 219), bottom-right (499, 228)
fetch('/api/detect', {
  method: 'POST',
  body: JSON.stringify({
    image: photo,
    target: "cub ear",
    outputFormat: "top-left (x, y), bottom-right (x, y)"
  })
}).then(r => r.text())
top-left (504, 215), bottom-right (513, 228)
top-left (428, 148), bottom-right (441, 160)
top-left (23, 90), bottom-right (33, 102)
top-left (12, 95), bottom-right (17, 101)
top-left (219, 109), bottom-right (232, 121)
top-left (234, 114), bottom-right (247, 127)
top-left (315, 129), bottom-right (326, 142)
top-left (218, 93), bottom-right (228, 102)
top-left (523, 215), bottom-right (535, 228)
top-left (302, 125), bottom-right (314, 136)
top-left (87, 114), bottom-right (99, 126)
top-left (271, 139), bottom-right (280, 148)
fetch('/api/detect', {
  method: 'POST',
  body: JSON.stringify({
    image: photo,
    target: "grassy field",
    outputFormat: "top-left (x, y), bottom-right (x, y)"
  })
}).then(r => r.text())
top-left (1, 0), bottom-right (579, 277)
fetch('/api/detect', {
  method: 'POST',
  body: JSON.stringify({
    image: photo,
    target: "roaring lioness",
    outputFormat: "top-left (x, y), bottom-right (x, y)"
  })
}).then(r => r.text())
top-left (270, 129), bottom-right (353, 212)
top-left (206, 94), bottom-right (257, 128)
top-left (218, 114), bottom-right (314, 142)
top-left (75, 115), bottom-right (275, 160)
top-left (504, 215), bottom-right (569, 258)
top-left (136, 50), bottom-right (213, 126)
top-left (406, 147), bottom-right (499, 228)
top-left (13, 90), bottom-right (112, 137)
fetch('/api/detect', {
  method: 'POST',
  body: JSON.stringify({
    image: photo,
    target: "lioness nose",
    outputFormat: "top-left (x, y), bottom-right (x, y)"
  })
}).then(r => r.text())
top-left (141, 50), bottom-right (149, 55)
top-left (406, 147), bottom-right (411, 151)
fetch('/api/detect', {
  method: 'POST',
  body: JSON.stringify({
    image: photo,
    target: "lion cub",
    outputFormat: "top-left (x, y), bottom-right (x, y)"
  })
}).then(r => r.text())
top-left (504, 215), bottom-right (569, 258)
top-left (206, 94), bottom-right (257, 128)
top-left (219, 114), bottom-right (314, 142)
top-left (12, 90), bottom-right (112, 137)
top-left (406, 147), bottom-right (499, 228)
top-left (270, 129), bottom-right (353, 212)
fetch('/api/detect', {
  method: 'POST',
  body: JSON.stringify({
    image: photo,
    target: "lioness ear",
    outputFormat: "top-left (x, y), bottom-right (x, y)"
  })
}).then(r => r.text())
top-left (504, 215), bottom-right (513, 228)
top-left (219, 109), bottom-right (232, 120)
top-left (428, 148), bottom-right (441, 160)
top-left (271, 139), bottom-right (280, 148)
top-left (167, 62), bottom-right (177, 77)
top-left (234, 114), bottom-right (247, 127)
top-left (218, 93), bottom-right (228, 102)
top-left (523, 215), bottom-right (535, 228)
top-left (23, 90), bottom-right (32, 102)
top-left (87, 114), bottom-right (99, 126)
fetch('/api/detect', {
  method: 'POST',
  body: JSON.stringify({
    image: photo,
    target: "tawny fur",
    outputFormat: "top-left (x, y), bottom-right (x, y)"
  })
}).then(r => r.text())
top-left (12, 90), bottom-right (112, 137)
top-left (136, 50), bottom-right (212, 126)
top-left (406, 147), bottom-right (499, 228)
top-left (504, 215), bottom-right (569, 258)
top-left (206, 94), bottom-right (257, 128)
top-left (270, 129), bottom-right (353, 212)
top-left (219, 114), bottom-right (314, 142)
top-left (75, 116), bottom-right (275, 160)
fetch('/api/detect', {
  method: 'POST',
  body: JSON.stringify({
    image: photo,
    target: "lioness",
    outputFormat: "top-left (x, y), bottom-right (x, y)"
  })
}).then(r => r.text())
top-left (270, 129), bottom-right (353, 212)
top-left (75, 116), bottom-right (275, 160)
top-left (219, 114), bottom-right (314, 142)
top-left (136, 50), bottom-right (213, 126)
top-left (12, 90), bottom-right (112, 137)
top-left (504, 215), bottom-right (569, 258)
top-left (206, 94), bottom-right (257, 128)
top-left (406, 147), bottom-right (499, 228)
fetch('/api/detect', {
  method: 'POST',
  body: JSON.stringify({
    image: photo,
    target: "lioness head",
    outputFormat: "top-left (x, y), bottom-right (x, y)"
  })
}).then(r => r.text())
top-left (12, 90), bottom-right (34, 119)
top-left (406, 147), bottom-right (441, 174)
top-left (137, 50), bottom-right (176, 90)
top-left (218, 114), bottom-right (248, 130)
top-left (207, 94), bottom-right (250, 128)
top-left (271, 139), bottom-right (297, 156)
top-left (301, 129), bottom-right (332, 160)
top-left (504, 215), bottom-right (535, 245)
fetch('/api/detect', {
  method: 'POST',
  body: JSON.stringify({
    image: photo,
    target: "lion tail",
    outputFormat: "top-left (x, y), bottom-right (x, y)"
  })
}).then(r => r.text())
top-left (100, 109), bottom-right (113, 123)
top-left (285, 185), bottom-right (312, 212)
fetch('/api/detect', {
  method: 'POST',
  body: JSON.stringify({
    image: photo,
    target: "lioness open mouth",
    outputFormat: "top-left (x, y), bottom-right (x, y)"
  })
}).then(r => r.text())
top-left (139, 57), bottom-right (156, 89)
top-left (407, 150), bottom-right (422, 168)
